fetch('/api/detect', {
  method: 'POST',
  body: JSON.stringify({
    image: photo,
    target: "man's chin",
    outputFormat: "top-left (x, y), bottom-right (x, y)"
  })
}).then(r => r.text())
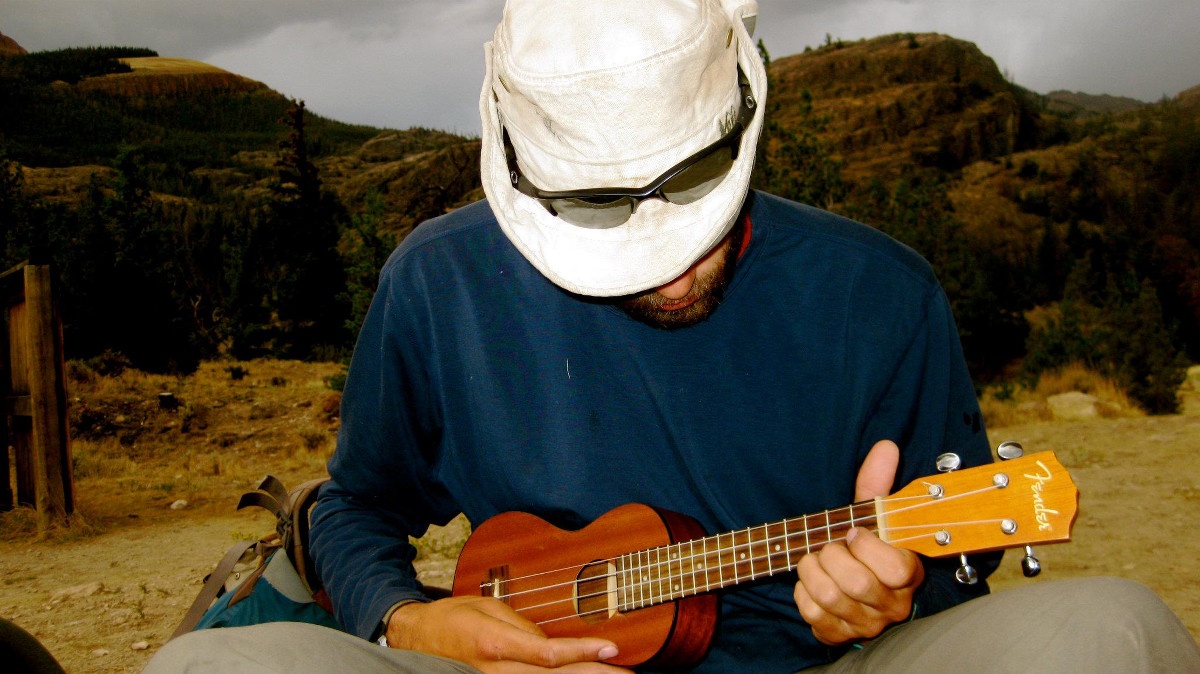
top-left (620, 295), bottom-right (722, 330)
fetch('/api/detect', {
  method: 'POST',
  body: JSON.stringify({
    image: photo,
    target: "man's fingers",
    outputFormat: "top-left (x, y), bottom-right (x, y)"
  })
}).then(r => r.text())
top-left (845, 527), bottom-right (924, 590)
top-left (854, 439), bottom-right (899, 502)
top-left (391, 597), bottom-right (628, 673)
top-left (484, 630), bottom-right (619, 669)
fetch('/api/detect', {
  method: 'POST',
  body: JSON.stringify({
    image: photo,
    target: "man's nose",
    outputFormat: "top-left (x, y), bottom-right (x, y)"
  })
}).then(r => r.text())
top-left (655, 269), bottom-right (696, 300)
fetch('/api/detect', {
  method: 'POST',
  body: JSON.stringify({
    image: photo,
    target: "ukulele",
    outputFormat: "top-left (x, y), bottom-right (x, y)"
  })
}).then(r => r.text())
top-left (452, 451), bottom-right (1078, 669)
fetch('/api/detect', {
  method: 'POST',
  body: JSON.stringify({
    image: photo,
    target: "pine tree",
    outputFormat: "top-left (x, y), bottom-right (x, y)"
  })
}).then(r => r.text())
top-left (234, 99), bottom-right (349, 359)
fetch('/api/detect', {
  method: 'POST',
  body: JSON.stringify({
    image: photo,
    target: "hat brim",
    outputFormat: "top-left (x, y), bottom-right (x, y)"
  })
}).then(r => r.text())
top-left (479, 6), bottom-right (768, 298)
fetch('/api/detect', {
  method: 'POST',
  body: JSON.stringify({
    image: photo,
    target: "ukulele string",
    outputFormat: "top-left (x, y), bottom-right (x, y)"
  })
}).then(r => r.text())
top-left (497, 484), bottom-right (1004, 623)
top-left (496, 514), bottom-right (879, 613)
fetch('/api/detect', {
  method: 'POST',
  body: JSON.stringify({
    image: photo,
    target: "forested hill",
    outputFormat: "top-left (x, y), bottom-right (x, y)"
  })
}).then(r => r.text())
top-left (1, 33), bottom-right (1198, 415)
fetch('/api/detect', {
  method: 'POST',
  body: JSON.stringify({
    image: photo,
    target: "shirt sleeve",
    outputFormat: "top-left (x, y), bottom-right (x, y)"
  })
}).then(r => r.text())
top-left (309, 254), bottom-right (460, 641)
top-left (861, 282), bottom-right (1000, 616)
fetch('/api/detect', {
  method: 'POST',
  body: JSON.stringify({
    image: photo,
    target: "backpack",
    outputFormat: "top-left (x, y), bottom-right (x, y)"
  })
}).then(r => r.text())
top-left (171, 475), bottom-right (338, 639)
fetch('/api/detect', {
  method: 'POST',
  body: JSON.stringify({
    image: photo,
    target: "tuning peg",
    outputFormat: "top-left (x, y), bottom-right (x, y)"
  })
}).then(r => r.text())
top-left (936, 453), bottom-right (961, 473)
top-left (1021, 546), bottom-right (1042, 577)
top-left (934, 454), bottom-right (978, 584)
top-left (996, 442), bottom-right (1042, 577)
top-left (996, 441), bottom-right (1024, 460)
top-left (956, 554), bottom-right (979, 585)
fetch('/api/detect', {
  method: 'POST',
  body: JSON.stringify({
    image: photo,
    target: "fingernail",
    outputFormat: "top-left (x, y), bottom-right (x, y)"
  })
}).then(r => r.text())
top-left (845, 527), bottom-right (859, 543)
top-left (598, 645), bottom-right (619, 660)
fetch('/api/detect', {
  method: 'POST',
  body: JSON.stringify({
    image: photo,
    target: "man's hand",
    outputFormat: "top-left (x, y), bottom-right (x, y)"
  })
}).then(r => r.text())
top-left (385, 595), bottom-right (631, 673)
top-left (792, 440), bottom-right (925, 646)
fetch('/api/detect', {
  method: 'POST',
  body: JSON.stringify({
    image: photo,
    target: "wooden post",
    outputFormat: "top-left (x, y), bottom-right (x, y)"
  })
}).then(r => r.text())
top-left (0, 291), bottom-right (10, 511)
top-left (0, 262), bottom-right (73, 528)
top-left (25, 264), bottom-right (73, 530)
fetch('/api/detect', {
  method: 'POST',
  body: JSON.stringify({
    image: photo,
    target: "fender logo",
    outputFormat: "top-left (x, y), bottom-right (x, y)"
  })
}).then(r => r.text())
top-left (1024, 460), bottom-right (1059, 531)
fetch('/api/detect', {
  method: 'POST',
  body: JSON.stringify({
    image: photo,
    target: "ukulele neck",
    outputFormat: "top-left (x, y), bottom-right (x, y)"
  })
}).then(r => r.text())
top-left (616, 502), bottom-right (876, 610)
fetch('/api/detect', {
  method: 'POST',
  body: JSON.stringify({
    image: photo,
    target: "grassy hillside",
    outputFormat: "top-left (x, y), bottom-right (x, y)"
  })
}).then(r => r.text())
top-left (1, 34), bottom-right (1197, 412)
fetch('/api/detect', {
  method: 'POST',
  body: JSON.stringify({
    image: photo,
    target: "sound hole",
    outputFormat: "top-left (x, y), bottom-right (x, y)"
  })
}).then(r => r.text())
top-left (575, 560), bottom-right (617, 625)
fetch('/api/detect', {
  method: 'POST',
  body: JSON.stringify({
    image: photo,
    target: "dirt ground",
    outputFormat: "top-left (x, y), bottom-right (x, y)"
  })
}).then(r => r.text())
top-left (2, 361), bottom-right (1198, 673)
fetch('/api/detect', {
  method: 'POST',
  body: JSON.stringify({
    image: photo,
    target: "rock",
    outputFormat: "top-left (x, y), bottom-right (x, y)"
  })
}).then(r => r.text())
top-left (169, 499), bottom-right (189, 510)
top-left (131, 641), bottom-right (150, 651)
top-left (50, 581), bottom-right (104, 603)
top-left (1046, 391), bottom-right (1099, 420)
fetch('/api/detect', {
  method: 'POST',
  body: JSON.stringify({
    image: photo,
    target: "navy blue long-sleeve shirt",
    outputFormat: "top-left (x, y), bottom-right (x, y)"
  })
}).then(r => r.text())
top-left (310, 191), bottom-right (997, 672)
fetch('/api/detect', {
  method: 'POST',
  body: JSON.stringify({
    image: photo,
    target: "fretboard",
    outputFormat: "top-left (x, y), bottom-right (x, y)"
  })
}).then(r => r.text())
top-left (614, 502), bottom-right (878, 611)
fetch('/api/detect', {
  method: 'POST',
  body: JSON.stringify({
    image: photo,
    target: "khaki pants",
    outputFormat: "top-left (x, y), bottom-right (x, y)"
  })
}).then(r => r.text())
top-left (144, 577), bottom-right (1200, 673)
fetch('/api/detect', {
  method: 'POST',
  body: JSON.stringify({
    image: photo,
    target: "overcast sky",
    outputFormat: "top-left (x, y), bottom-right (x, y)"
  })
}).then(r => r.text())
top-left (4, 1), bottom-right (1198, 135)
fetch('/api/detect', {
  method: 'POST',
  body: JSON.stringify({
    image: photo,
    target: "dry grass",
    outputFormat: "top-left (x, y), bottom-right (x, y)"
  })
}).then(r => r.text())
top-left (2, 359), bottom-right (345, 542)
top-left (3, 359), bottom-right (1198, 673)
top-left (118, 57), bottom-right (231, 76)
top-left (980, 362), bottom-right (1143, 428)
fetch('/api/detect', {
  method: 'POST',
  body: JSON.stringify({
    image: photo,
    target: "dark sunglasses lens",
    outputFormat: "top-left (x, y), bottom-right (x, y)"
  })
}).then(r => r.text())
top-left (661, 145), bottom-right (736, 205)
top-left (548, 196), bottom-right (636, 229)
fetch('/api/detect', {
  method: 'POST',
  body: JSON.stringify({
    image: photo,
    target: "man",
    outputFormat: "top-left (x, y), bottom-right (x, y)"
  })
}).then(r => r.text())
top-left (145, 1), bottom-right (1200, 672)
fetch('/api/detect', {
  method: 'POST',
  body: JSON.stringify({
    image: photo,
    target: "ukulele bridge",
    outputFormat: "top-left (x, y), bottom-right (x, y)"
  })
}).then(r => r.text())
top-left (481, 565), bottom-right (509, 601)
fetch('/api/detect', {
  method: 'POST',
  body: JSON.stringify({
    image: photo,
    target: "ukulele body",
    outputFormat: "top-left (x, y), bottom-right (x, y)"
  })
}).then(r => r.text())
top-left (452, 503), bottom-right (717, 669)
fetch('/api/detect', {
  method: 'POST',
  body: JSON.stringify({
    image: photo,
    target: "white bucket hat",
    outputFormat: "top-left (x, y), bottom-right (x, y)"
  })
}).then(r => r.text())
top-left (479, 0), bottom-right (767, 297)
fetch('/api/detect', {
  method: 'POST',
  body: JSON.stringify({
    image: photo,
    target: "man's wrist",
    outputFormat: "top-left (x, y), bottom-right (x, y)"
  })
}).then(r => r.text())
top-left (376, 599), bottom-right (426, 648)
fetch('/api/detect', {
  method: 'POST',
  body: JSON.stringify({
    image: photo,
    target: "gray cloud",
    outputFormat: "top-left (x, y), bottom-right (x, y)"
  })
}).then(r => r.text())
top-left (3, 0), bottom-right (1198, 134)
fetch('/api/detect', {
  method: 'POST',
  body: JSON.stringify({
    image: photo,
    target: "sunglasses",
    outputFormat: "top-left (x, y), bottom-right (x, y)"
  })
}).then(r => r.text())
top-left (503, 67), bottom-right (757, 229)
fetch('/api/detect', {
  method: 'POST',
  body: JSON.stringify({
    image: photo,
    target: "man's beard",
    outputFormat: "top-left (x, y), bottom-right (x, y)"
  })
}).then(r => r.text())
top-left (617, 222), bottom-right (743, 330)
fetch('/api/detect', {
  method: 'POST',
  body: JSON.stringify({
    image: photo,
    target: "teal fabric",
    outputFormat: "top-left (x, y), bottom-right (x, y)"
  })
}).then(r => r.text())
top-left (195, 552), bottom-right (341, 633)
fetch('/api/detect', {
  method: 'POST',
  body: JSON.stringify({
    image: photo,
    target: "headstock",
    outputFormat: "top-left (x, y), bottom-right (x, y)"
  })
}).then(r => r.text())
top-left (877, 451), bottom-right (1078, 558)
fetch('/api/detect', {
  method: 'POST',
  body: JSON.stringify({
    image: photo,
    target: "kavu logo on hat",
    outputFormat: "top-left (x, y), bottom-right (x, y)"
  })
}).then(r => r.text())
top-left (479, 0), bottom-right (768, 297)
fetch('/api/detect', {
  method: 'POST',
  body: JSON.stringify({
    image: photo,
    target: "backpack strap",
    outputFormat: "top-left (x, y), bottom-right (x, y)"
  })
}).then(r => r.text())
top-left (171, 475), bottom-right (332, 640)
top-left (170, 539), bottom-right (256, 639)
top-left (285, 477), bottom-right (330, 594)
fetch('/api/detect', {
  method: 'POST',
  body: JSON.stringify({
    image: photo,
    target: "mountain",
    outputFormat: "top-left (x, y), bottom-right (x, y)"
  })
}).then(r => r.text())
top-left (75, 56), bottom-right (265, 96)
top-left (768, 33), bottom-right (1034, 181)
top-left (1043, 90), bottom-right (1148, 117)
top-left (0, 31), bottom-right (26, 57)
top-left (2, 34), bottom-right (1198, 411)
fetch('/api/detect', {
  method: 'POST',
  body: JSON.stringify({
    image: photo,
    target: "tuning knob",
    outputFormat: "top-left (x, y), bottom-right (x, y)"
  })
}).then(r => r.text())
top-left (935, 452), bottom-right (962, 473)
top-left (997, 442), bottom-right (1041, 577)
top-left (1021, 546), bottom-right (1042, 577)
top-left (996, 441), bottom-right (1024, 460)
top-left (935, 453), bottom-right (978, 585)
top-left (956, 554), bottom-right (979, 585)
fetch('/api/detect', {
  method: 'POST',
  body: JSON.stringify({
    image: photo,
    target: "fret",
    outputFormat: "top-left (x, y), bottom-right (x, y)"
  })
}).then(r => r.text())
top-left (783, 518), bottom-right (793, 568)
top-left (762, 523), bottom-right (773, 577)
top-left (669, 541), bottom-right (683, 600)
top-left (724, 530), bottom-right (737, 585)
top-left (740, 526), bottom-right (753, 580)
top-left (806, 508), bottom-right (816, 551)
top-left (702, 535), bottom-right (713, 591)
top-left (617, 553), bottom-right (627, 611)
top-left (657, 542), bottom-right (667, 606)
top-left (637, 548), bottom-right (649, 609)
top-left (691, 537), bottom-right (700, 594)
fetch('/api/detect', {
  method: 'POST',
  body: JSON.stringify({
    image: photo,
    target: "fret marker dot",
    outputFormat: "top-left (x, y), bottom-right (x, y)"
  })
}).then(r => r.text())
top-left (774, 544), bottom-right (781, 551)
top-left (674, 584), bottom-right (680, 591)
top-left (739, 552), bottom-right (747, 559)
